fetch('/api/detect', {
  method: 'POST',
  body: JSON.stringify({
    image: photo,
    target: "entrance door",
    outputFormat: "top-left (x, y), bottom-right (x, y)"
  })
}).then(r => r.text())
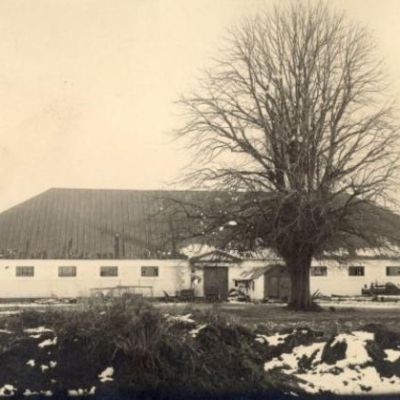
top-left (264, 271), bottom-right (291, 300)
top-left (268, 276), bottom-right (279, 298)
top-left (203, 267), bottom-right (228, 300)
top-left (278, 276), bottom-right (291, 301)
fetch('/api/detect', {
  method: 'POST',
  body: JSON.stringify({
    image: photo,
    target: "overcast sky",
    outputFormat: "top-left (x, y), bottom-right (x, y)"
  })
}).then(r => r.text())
top-left (0, 0), bottom-right (399, 211)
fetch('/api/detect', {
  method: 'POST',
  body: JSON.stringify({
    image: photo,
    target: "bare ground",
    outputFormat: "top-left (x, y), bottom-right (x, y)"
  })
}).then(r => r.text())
top-left (156, 302), bottom-right (400, 336)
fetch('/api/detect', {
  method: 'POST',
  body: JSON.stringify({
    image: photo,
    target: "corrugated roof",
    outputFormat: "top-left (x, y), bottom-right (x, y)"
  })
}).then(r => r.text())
top-left (0, 188), bottom-right (218, 259)
top-left (1, 187), bottom-right (400, 260)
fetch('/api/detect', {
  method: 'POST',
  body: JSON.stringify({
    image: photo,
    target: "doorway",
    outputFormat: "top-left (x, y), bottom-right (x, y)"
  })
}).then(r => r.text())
top-left (203, 267), bottom-right (228, 300)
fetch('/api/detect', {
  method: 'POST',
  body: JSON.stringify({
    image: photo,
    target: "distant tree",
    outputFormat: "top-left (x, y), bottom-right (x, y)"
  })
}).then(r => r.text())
top-left (173, 2), bottom-right (400, 310)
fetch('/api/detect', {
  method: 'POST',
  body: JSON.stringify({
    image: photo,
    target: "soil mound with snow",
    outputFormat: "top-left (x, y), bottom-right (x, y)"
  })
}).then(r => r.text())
top-left (262, 324), bottom-right (400, 395)
top-left (1, 302), bottom-right (400, 398)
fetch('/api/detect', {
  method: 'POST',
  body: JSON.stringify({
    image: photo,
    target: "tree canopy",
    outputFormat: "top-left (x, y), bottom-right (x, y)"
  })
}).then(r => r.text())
top-left (173, 2), bottom-right (400, 309)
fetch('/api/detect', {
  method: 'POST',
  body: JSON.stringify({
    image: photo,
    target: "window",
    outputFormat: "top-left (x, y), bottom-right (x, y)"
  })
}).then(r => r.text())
top-left (141, 266), bottom-right (159, 277)
top-left (311, 266), bottom-right (327, 276)
top-left (386, 266), bottom-right (400, 276)
top-left (100, 266), bottom-right (118, 277)
top-left (16, 266), bottom-right (34, 277)
top-left (349, 266), bottom-right (364, 276)
top-left (58, 266), bottom-right (77, 277)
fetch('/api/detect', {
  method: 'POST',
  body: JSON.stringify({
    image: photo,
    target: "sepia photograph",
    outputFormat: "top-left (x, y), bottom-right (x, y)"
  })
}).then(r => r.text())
top-left (0, 0), bottom-right (400, 398)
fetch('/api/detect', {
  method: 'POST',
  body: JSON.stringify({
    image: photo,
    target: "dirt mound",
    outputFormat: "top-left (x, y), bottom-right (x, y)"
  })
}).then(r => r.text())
top-left (263, 325), bottom-right (400, 395)
top-left (2, 302), bottom-right (400, 398)
top-left (0, 303), bottom-right (289, 398)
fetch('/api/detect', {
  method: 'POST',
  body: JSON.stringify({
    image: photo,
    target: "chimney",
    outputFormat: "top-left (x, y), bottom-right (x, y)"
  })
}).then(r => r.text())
top-left (114, 233), bottom-right (120, 259)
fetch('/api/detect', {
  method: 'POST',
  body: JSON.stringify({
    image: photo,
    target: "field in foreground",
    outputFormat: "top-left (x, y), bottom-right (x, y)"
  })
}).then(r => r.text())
top-left (1, 300), bottom-right (400, 399)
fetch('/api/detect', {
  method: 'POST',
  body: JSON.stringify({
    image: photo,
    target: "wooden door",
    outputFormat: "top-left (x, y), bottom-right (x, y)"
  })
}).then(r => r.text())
top-left (278, 276), bottom-right (291, 301)
top-left (268, 276), bottom-right (279, 298)
top-left (203, 267), bottom-right (228, 300)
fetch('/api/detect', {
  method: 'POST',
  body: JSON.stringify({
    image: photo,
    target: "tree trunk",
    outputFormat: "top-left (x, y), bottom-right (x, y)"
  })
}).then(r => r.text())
top-left (285, 251), bottom-right (313, 311)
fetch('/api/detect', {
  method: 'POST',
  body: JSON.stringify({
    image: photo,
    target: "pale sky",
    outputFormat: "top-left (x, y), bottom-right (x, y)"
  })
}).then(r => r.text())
top-left (0, 0), bottom-right (399, 211)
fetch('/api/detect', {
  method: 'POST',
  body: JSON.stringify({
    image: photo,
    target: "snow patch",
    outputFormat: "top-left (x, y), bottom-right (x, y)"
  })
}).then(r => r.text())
top-left (327, 331), bottom-right (374, 369)
top-left (297, 366), bottom-right (400, 395)
top-left (23, 389), bottom-right (39, 396)
top-left (264, 330), bottom-right (400, 395)
top-left (166, 313), bottom-right (195, 324)
top-left (0, 384), bottom-right (17, 397)
top-left (385, 349), bottom-right (400, 363)
top-left (264, 342), bottom-right (324, 371)
top-left (26, 359), bottom-right (35, 367)
top-left (256, 333), bottom-right (289, 346)
top-left (41, 364), bottom-right (49, 372)
top-left (24, 327), bottom-right (53, 334)
top-left (98, 367), bottom-right (114, 383)
top-left (189, 324), bottom-right (207, 338)
top-left (68, 387), bottom-right (96, 396)
top-left (38, 337), bottom-right (57, 348)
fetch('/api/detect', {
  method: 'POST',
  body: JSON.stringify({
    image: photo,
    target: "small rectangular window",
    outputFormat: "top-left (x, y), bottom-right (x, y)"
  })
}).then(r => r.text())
top-left (100, 266), bottom-right (118, 277)
top-left (58, 266), bottom-right (77, 277)
top-left (386, 266), bottom-right (400, 276)
top-left (141, 266), bottom-right (159, 277)
top-left (349, 266), bottom-right (364, 276)
top-left (16, 266), bottom-right (34, 277)
top-left (311, 266), bottom-right (327, 276)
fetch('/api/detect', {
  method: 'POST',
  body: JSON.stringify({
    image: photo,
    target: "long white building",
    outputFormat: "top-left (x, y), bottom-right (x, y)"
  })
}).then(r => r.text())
top-left (0, 188), bottom-right (399, 300)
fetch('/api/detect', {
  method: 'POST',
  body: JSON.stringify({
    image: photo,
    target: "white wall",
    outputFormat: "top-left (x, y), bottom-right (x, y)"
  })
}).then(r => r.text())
top-left (0, 259), bottom-right (191, 298)
top-left (1, 257), bottom-right (399, 299)
top-left (239, 258), bottom-right (400, 299)
top-left (310, 259), bottom-right (400, 296)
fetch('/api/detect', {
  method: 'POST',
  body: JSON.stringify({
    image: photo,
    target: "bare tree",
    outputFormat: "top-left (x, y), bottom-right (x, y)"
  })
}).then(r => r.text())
top-left (173, 2), bottom-right (400, 310)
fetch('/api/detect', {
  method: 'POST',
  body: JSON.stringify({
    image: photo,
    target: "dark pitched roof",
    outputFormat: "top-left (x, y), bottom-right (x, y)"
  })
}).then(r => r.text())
top-left (1, 187), bottom-right (400, 260)
top-left (0, 188), bottom-right (217, 259)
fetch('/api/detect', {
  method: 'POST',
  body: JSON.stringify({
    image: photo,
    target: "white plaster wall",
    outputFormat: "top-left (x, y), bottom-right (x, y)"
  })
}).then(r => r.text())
top-left (239, 259), bottom-right (400, 299)
top-left (310, 259), bottom-right (400, 296)
top-left (1, 257), bottom-right (400, 299)
top-left (0, 259), bottom-right (191, 298)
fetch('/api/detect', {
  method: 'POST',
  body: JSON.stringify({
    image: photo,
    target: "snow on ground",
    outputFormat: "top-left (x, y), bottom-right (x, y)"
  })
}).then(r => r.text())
top-left (319, 301), bottom-right (400, 309)
top-left (327, 331), bottom-right (373, 369)
top-left (24, 327), bottom-right (53, 334)
top-left (0, 384), bottom-right (17, 397)
top-left (256, 333), bottom-right (290, 346)
top-left (165, 313), bottom-right (195, 324)
top-left (385, 349), bottom-right (400, 362)
top-left (38, 337), bottom-right (57, 348)
top-left (189, 324), bottom-right (207, 338)
top-left (264, 330), bottom-right (400, 395)
top-left (98, 367), bottom-right (114, 383)
top-left (264, 342), bottom-right (325, 371)
top-left (68, 387), bottom-right (96, 396)
top-left (23, 389), bottom-right (39, 396)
